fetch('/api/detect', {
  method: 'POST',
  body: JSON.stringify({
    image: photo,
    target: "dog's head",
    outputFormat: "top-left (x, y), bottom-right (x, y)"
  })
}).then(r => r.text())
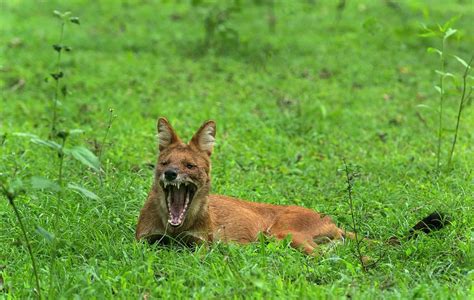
top-left (154, 117), bottom-right (216, 229)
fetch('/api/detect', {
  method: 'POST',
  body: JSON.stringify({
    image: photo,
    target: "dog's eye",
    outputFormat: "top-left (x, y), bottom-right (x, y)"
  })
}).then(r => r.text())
top-left (186, 163), bottom-right (196, 170)
top-left (160, 161), bottom-right (169, 166)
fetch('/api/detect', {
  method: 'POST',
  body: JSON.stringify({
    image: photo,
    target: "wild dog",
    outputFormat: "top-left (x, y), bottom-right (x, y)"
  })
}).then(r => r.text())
top-left (135, 118), bottom-right (355, 255)
top-left (135, 118), bottom-right (450, 254)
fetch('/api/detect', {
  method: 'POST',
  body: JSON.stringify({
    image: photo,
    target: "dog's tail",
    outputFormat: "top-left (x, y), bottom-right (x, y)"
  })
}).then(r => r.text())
top-left (388, 211), bottom-right (451, 245)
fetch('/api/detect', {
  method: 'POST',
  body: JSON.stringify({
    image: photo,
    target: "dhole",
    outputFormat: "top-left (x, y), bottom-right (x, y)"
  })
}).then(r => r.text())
top-left (135, 118), bottom-right (354, 255)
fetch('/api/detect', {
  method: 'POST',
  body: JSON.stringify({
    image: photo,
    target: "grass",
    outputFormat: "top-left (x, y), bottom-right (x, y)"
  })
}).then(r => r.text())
top-left (1, 0), bottom-right (473, 298)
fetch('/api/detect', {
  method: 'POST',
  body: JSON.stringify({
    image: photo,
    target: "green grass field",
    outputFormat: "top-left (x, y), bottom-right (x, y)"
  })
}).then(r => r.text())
top-left (1, 0), bottom-right (473, 298)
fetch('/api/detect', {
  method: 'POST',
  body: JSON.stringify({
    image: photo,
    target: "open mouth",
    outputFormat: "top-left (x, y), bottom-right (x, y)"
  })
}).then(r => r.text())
top-left (161, 181), bottom-right (197, 227)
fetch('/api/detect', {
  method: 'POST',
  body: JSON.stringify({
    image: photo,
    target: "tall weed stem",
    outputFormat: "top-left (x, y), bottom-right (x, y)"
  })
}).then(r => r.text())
top-left (98, 108), bottom-right (116, 184)
top-left (447, 56), bottom-right (473, 168)
top-left (51, 22), bottom-right (65, 137)
top-left (98, 109), bottom-right (115, 163)
top-left (342, 159), bottom-right (366, 272)
top-left (57, 136), bottom-right (66, 186)
top-left (1, 185), bottom-right (41, 299)
top-left (436, 39), bottom-right (446, 171)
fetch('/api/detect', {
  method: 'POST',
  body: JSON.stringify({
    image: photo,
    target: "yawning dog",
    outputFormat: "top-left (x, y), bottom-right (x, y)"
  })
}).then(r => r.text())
top-left (135, 118), bottom-right (354, 254)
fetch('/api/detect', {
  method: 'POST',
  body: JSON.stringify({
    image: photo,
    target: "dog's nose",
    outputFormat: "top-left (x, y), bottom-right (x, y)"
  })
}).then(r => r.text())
top-left (164, 169), bottom-right (178, 181)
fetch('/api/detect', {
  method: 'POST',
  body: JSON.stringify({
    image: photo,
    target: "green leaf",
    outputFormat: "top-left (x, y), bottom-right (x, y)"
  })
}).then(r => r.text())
top-left (418, 25), bottom-right (437, 38)
top-left (30, 137), bottom-right (61, 150)
top-left (441, 16), bottom-right (460, 32)
top-left (416, 104), bottom-right (432, 110)
top-left (319, 104), bottom-right (327, 119)
top-left (252, 280), bottom-right (265, 289)
top-left (435, 70), bottom-right (455, 78)
top-left (69, 129), bottom-right (85, 135)
top-left (434, 85), bottom-right (442, 94)
top-left (56, 130), bottom-right (69, 140)
top-left (52, 44), bottom-right (62, 52)
top-left (67, 183), bottom-right (100, 200)
top-left (343, 259), bottom-right (356, 275)
top-left (443, 28), bottom-right (457, 41)
top-left (427, 47), bottom-right (442, 57)
top-left (53, 10), bottom-right (71, 19)
top-left (69, 17), bottom-right (80, 25)
top-left (36, 226), bottom-right (55, 242)
top-left (12, 132), bottom-right (39, 138)
top-left (30, 177), bottom-right (60, 192)
top-left (418, 31), bottom-right (437, 38)
top-left (10, 178), bottom-right (25, 195)
top-left (67, 146), bottom-right (101, 171)
top-left (405, 247), bottom-right (412, 256)
top-left (452, 55), bottom-right (470, 69)
top-left (53, 10), bottom-right (62, 18)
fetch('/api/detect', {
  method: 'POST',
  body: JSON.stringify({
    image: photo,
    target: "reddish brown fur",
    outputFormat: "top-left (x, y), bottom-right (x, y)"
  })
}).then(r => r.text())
top-left (136, 118), bottom-right (352, 255)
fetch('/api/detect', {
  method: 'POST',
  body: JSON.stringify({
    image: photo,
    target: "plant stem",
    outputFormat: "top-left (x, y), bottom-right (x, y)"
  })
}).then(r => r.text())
top-left (98, 109), bottom-right (115, 184)
top-left (98, 109), bottom-right (115, 163)
top-left (447, 56), bottom-right (473, 168)
top-left (58, 157), bottom-right (64, 186)
top-left (343, 159), bottom-right (366, 272)
top-left (436, 39), bottom-right (446, 171)
top-left (57, 136), bottom-right (67, 187)
top-left (51, 21), bottom-right (65, 137)
top-left (48, 240), bottom-right (57, 299)
top-left (1, 186), bottom-right (42, 299)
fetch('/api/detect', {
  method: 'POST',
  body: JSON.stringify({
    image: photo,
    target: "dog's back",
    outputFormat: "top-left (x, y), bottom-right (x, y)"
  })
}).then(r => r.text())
top-left (208, 195), bottom-right (347, 254)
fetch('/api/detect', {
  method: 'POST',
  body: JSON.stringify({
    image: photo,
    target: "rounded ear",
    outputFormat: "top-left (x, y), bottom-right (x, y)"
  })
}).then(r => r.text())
top-left (190, 120), bottom-right (216, 156)
top-left (157, 117), bottom-right (181, 151)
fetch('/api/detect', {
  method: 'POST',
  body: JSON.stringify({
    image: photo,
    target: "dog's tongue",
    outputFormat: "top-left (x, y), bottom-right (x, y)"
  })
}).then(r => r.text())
top-left (168, 185), bottom-right (187, 226)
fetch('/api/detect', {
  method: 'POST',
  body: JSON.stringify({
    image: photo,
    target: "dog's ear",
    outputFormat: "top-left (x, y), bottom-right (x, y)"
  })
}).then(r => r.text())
top-left (157, 117), bottom-right (181, 151)
top-left (190, 120), bottom-right (216, 156)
